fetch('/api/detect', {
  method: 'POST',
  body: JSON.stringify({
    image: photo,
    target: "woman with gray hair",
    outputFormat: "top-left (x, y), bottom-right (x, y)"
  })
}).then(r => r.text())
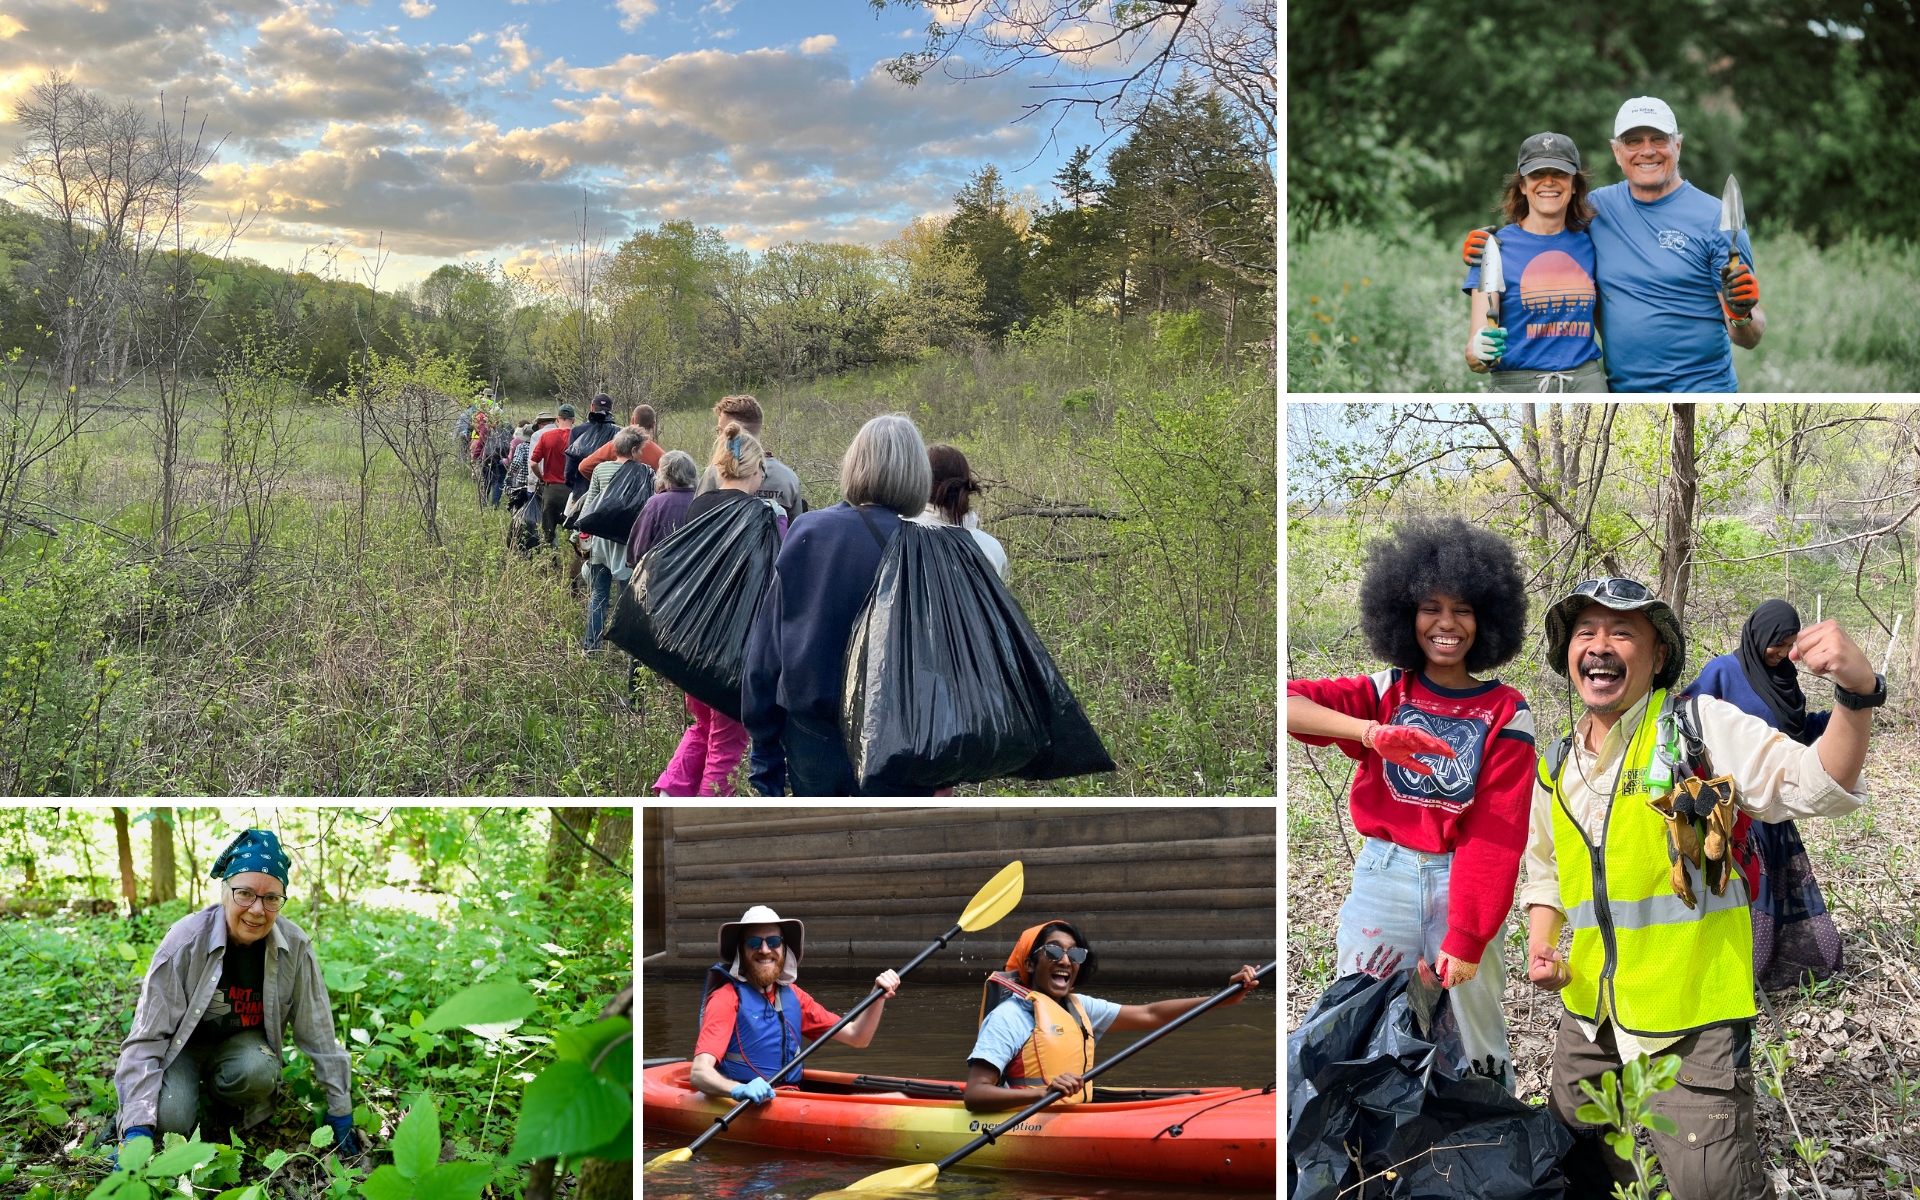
top-left (742, 414), bottom-right (935, 795)
top-left (626, 449), bottom-right (699, 567)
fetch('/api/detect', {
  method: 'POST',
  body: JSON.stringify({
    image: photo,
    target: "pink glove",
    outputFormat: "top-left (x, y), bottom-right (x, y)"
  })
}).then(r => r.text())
top-left (1368, 724), bottom-right (1456, 775)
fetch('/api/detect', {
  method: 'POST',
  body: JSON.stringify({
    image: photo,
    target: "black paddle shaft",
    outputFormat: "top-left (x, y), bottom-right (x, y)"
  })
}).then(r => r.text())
top-left (933, 961), bottom-right (1277, 1171)
top-left (686, 921), bottom-right (966, 1148)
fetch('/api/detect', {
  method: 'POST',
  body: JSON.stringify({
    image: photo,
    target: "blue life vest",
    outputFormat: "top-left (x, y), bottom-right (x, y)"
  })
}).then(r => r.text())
top-left (697, 963), bottom-right (803, 1084)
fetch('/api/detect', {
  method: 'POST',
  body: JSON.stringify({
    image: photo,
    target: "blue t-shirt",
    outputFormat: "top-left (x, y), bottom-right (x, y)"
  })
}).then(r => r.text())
top-left (1461, 225), bottom-right (1601, 372)
top-left (966, 994), bottom-right (1121, 1075)
top-left (1589, 180), bottom-right (1754, 393)
top-left (1683, 655), bottom-right (1831, 746)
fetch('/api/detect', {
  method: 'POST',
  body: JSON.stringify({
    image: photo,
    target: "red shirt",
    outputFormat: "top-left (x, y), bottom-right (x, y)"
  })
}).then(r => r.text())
top-left (696, 981), bottom-right (840, 1065)
top-left (1288, 669), bottom-right (1536, 962)
top-left (530, 425), bottom-right (572, 485)
top-left (638, 439), bottom-right (664, 470)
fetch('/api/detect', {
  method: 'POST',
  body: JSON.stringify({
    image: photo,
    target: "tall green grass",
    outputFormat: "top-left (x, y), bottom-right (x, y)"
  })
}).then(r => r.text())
top-left (1289, 225), bottom-right (1920, 392)
top-left (0, 314), bottom-right (1275, 795)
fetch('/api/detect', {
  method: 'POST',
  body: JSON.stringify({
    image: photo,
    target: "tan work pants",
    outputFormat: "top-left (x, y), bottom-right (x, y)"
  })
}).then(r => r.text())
top-left (1548, 1012), bottom-right (1772, 1200)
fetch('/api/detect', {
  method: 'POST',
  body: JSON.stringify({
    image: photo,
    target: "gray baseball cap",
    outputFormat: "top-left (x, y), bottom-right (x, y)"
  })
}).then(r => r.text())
top-left (1518, 131), bottom-right (1581, 177)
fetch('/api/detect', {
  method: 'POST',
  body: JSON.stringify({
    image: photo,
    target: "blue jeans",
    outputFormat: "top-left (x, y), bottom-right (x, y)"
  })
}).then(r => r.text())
top-left (1335, 837), bottom-right (1513, 1091)
top-left (584, 564), bottom-right (621, 650)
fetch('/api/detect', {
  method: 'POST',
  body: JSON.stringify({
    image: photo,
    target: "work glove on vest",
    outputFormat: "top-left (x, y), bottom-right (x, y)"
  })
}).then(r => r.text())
top-left (1682, 775), bottom-right (1740, 896)
top-left (1720, 259), bottom-right (1760, 320)
top-left (731, 1076), bottom-right (775, 1104)
top-left (1462, 226), bottom-right (1498, 267)
top-left (1647, 793), bottom-right (1701, 910)
top-left (1368, 725), bottom-right (1457, 775)
top-left (1469, 325), bottom-right (1507, 365)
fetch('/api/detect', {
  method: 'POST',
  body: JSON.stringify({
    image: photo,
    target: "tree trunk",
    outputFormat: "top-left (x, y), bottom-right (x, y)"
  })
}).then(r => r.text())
top-left (150, 808), bottom-right (177, 904)
top-left (590, 809), bottom-right (632, 875)
top-left (1521, 403), bottom-right (1549, 543)
top-left (545, 807), bottom-right (598, 890)
top-left (1657, 403), bottom-right (1699, 625)
top-left (112, 807), bottom-right (140, 917)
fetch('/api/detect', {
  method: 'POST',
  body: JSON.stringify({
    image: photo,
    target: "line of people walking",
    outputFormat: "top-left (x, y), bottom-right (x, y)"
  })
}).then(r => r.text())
top-left (1288, 518), bottom-right (1873, 1200)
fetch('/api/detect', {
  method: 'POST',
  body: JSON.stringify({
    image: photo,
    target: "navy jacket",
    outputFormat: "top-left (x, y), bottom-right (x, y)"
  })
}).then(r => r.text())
top-left (742, 502), bottom-right (903, 771)
top-left (1683, 653), bottom-right (1831, 745)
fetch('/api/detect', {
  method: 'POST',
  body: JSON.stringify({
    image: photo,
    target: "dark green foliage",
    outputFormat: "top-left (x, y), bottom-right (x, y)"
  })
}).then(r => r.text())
top-left (1289, 0), bottom-right (1920, 245)
top-left (944, 166), bottom-right (1032, 338)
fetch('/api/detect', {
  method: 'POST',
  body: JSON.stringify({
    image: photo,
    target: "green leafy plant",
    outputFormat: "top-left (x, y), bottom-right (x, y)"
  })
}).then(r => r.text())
top-left (1573, 1052), bottom-right (1683, 1200)
top-left (20, 1059), bottom-right (72, 1125)
top-left (85, 1135), bottom-right (222, 1200)
top-left (358, 1097), bottom-right (493, 1200)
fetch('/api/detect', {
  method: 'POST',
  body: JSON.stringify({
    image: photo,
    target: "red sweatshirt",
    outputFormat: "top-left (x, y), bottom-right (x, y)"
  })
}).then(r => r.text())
top-left (530, 425), bottom-right (571, 485)
top-left (1289, 669), bottom-right (1537, 962)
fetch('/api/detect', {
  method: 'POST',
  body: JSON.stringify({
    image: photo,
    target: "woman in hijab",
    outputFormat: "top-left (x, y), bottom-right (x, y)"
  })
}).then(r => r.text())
top-left (1682, 599), bottom-right (1842, 989)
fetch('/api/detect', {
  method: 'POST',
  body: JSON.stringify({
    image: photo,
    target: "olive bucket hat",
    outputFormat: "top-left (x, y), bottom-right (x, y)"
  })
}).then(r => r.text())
top-left (1544, 576), bottom-right (1687, 691)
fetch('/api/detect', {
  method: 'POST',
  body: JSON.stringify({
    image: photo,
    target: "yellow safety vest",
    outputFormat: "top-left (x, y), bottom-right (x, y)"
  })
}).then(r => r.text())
top-left (1539, 690), bottom-right (1757, 1038)
top-left (978, 971), bottom-right (1096, 1104)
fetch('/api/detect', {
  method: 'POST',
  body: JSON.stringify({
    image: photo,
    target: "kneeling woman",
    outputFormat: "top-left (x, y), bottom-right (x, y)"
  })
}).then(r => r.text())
top-left (1463, 132), bottom-right (1606, 392)
top-left (1286, 518), bottom-right (1534, 1090)
top-left (963, 921), bottom-right (1258, 1111)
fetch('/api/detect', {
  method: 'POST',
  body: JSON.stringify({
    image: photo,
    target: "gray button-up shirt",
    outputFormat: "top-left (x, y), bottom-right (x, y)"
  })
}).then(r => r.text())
top-left (115, 905), bottom-right (353, 1129)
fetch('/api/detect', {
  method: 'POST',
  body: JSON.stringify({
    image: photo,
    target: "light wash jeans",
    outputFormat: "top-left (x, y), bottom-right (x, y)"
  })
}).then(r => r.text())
top-left (1335, 837), bottom-right (1514, 1091)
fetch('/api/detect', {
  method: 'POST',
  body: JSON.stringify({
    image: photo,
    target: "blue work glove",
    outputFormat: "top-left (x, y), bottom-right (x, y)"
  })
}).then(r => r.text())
top-left (730, 1077), bottom-right (776, 1104)
top-left (113, 1127), bottom-right (155, 1169)
top-left (322, 1114), bottom-right (361, 1156)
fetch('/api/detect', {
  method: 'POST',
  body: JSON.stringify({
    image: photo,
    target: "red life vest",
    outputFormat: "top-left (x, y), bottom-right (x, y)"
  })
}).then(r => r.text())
top-left (977, 970), bottom-right (1095, 1104)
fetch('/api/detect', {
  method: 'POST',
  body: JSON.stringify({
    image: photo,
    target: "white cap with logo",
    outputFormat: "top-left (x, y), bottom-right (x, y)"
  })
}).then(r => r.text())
top-left (1613, 96), bottom-right (1679, 138)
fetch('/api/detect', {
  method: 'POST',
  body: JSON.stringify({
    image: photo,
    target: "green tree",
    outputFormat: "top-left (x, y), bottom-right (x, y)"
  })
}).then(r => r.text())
top-left (943, 165), bottom-right (1032, 338)
top-left (1024, 147), bottom-right (1117, 316)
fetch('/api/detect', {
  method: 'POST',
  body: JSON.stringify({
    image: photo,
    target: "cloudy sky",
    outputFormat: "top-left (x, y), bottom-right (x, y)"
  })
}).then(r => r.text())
top-left (0, 0), bottom-right (1109, 283)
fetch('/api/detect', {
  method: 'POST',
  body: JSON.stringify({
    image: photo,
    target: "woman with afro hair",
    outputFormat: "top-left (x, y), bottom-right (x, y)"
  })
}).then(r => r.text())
top-left (1288, 517), bottom-right (1534, 1092)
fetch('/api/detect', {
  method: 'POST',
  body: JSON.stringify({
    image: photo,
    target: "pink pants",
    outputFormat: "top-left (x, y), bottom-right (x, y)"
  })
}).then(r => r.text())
top-left (654, 694), bottom-right (749, 796)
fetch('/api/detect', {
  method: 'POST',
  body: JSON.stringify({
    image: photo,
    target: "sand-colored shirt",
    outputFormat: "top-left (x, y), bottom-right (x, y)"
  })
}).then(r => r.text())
top-left (1522, 690), bottom-right (1866, 1060)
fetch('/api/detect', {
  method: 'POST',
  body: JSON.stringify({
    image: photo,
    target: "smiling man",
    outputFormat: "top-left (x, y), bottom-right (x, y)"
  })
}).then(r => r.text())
top-left (1523, 579), bottom-right (1879, 1200)
top-left (963, 921), bottom-right (1259, 1112)
top-left (688, 905), bottom-right (901, 1103)
top-left (112, 829), bottom-right (356, 1154)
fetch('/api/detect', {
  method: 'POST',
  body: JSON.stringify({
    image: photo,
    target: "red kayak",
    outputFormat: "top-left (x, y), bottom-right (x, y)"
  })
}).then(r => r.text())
top-left (643, 1060), bottom-right (1275, 1189)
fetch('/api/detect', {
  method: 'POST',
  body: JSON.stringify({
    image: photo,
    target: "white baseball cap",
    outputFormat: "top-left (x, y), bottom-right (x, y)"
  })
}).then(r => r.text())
top-left (1614, 96), bottom-right (1679, 138)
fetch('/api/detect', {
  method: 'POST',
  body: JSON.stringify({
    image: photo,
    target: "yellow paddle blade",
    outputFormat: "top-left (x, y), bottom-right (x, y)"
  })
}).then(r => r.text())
top-left (958, 860), bottom-right (1023, 932)
top-left (644, 1147), bottom-right (692, 1170)
top-left (830, 1162), bottom-right (942, 1192)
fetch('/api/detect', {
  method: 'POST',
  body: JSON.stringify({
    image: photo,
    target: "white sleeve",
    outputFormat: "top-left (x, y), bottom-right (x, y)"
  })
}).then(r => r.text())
top-left (1696, 695), bottom-right (1866, 821)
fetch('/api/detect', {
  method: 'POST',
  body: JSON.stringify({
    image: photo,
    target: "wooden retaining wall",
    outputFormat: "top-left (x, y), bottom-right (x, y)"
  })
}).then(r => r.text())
top-left (643, 807), bottom-right (1275, 984)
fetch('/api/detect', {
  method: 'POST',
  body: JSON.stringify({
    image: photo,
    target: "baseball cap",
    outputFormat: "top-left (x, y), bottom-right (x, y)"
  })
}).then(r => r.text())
top-left (1517, 132), bottom-right (1581, 176)
top-left (590, 392), bottom-right (613, 413)
top-left (557, 403), bottom-right (576, 419)
top-left (1614, 96), bottom-right (1679, 138)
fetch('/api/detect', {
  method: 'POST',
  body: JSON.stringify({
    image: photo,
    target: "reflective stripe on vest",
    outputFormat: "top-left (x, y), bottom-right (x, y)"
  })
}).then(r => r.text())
top-left (979, 970), bottom-right (1096, 1104)
top-left (1543, 689), bottom-right (1757, 1038)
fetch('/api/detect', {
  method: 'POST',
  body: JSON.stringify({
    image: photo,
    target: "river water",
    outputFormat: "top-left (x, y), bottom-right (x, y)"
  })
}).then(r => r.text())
top-left (642, 977), bottom-right (1278, 1199)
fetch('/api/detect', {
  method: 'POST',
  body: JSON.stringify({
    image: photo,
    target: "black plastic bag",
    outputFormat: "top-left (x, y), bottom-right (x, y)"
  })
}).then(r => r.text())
top-left (572, 461), bottom-right (654, 540)
top-left (604, 495), bottom-right (779, 721)
top-left (840, 522), bottom-right (1115, 791)
top-left (1289, 970), bottom-right (1572, 1200)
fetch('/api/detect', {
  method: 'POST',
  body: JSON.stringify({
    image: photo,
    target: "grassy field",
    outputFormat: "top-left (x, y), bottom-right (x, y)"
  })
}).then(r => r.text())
top-left (0, 313), bottom-right (1275, 795)
top-left (1288, 512), bottom-right (1920, 1196)
top-left (1288, 225), bottom-right (1920, 392)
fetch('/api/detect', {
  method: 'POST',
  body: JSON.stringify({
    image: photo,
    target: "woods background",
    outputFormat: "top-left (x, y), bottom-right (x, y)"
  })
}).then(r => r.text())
top-left (1289, 401), bottom-right (1920, 1197)
top-left (1286, 0), bottom-right (1920, 391)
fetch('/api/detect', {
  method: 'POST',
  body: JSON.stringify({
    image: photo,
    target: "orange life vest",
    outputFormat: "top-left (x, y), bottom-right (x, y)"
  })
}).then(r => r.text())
top-left (978, 970), bottom-right (1096, 1104)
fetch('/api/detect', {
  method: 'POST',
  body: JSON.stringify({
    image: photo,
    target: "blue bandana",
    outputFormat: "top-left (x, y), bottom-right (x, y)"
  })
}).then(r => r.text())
top-left (210, 828), bottom-right (290, 887)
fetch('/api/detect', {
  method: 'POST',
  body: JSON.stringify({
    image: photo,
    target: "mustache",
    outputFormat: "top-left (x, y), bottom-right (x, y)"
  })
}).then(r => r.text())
top-left (1580, 654), bottom-right (1625, 673)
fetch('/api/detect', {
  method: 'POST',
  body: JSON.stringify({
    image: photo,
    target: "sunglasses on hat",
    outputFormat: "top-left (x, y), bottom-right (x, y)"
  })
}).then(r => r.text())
top-left (1572, 577), bottom-right (1653, 603)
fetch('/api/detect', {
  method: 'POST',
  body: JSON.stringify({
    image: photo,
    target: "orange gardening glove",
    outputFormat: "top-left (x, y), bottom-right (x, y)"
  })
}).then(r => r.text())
top-left (1462, 226), bottom-right (1497, 267)
top-left (1370, 725), bottom-right (1457, 775)
top-left (1721, 259), bottom-right (1759, 320)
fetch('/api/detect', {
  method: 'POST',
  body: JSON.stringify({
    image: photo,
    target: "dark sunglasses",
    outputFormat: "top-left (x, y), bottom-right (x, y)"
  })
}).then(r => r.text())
top-left (1038, 944), bottom-right (1088, 965)
top-left (744, 936), bottom-right (784, 951)
top-left (1572, 577), bottom-right (1652, 603)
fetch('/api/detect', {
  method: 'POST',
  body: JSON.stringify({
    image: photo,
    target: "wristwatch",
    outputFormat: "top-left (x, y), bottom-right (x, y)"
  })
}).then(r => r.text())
top-left (1834, 673), bottom-right (1886, 710)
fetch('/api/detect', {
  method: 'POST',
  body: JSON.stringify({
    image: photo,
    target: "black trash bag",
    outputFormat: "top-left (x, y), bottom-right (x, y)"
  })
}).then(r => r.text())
top-left (564, 419), bottom-right (617, 491)
top-left (604, 494), bottom-right (779, 721)
top-left (572, 460), bottom-right (655, 540)
top-left (840, 522), bottom-right (1115, 791)
top-left (1288, 970), bottom-right (1572, 1200)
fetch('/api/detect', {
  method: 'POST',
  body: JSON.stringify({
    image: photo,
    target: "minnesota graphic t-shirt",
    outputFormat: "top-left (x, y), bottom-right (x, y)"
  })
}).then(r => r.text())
top-left (1461, 224), bottom-right (1602, 373)
top-left (187, 935), bottom-right (267, 1048)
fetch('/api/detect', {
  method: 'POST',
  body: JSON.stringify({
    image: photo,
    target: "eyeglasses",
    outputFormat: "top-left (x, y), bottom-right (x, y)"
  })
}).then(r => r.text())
top-left (744, 936), bottom-right (784, 951)
top-left (228, 886), bottom-right (286, 912)
top-left (1038, 944), bottom-right (1088, 965)
top-left (1572, 578), bottom-right (1653, 603)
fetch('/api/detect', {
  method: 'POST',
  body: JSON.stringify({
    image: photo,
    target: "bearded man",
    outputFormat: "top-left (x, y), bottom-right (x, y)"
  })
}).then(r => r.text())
top-left (689, 905), bottom-right (900, 1104)
top-left (1524, 578), bottom-right (1878, 1199)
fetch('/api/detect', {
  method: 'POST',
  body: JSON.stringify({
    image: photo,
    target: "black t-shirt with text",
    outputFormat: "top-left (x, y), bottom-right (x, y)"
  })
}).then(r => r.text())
top-left (188, 935), bottom-right (267, 1048)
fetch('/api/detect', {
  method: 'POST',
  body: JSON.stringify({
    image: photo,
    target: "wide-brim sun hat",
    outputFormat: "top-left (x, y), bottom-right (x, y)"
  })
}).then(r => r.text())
top-left (1544, 577), bottom-right (1686, 692)
top-left (719, 905), bottom-right (804, 966)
